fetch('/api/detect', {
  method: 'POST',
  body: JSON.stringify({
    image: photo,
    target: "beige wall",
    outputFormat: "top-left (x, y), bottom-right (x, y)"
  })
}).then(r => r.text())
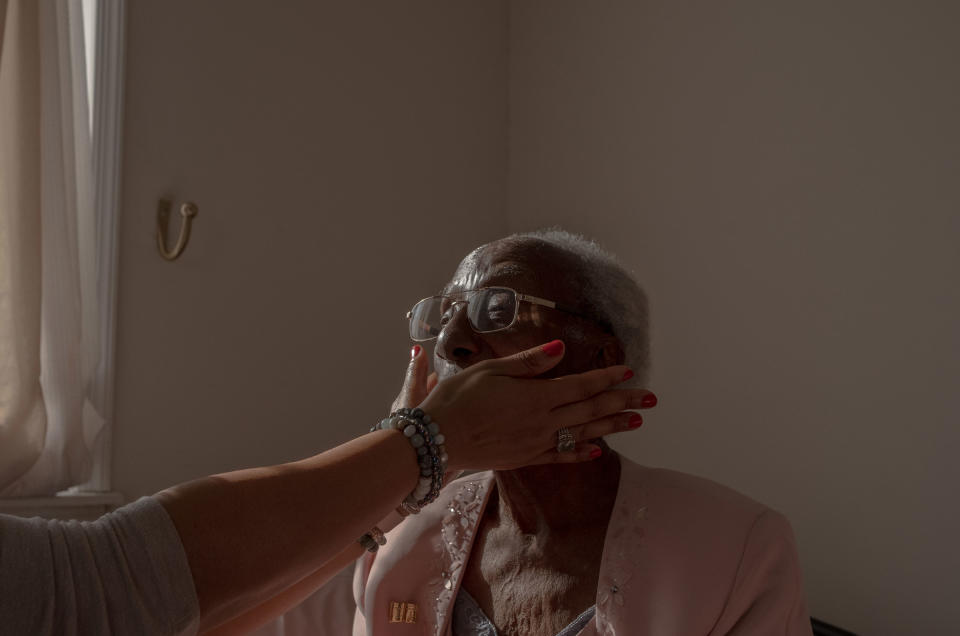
top-left (115, 1), bottom-right (958, 633)
top-left (507, 1), bottom-right (960, 634)
top-left (114, 1), bottom-right (508, 497)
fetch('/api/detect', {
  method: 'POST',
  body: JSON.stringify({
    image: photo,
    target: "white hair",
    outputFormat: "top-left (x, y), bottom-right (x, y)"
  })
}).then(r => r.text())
top-left (508, 228), bottom-right (651, 386)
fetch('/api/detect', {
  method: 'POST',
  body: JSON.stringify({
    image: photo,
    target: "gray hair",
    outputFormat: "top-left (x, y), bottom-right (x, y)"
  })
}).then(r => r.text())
top-left (508, 228), bottom-right (650, 386)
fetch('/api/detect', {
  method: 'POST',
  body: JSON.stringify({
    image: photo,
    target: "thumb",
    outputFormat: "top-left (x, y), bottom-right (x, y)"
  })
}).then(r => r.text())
top-left (392, 345), bottom-right (431, 411)
top-left (481, 339), bottom-right (566, 378)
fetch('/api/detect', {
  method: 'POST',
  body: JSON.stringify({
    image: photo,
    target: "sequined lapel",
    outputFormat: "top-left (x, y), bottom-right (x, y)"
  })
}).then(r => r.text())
top-left (430, 474), bottom-right (494, 636)
top-left (588, 458), bottom-right (648, 636)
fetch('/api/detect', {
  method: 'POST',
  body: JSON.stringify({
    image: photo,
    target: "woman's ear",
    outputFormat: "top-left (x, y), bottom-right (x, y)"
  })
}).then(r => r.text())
top-left (596, 335), bottom-right (625, 368)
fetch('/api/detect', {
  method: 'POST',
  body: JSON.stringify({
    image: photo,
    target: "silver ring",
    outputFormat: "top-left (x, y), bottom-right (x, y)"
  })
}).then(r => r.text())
top-left (556, 427), bottom-right (576, 453)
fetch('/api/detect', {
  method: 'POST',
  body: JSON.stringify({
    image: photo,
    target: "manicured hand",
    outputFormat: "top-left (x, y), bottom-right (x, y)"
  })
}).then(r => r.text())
top-left (414, 340), bottom-right (657, 472)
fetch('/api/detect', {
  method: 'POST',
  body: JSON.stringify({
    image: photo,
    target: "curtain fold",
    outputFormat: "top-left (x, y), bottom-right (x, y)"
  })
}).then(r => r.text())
top-left (0, 0), bottom-right (104, 496)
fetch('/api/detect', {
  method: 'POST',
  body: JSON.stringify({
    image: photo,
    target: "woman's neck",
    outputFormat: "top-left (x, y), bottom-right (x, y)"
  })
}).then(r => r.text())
top-left (491, 446), bottom-right (621, 537)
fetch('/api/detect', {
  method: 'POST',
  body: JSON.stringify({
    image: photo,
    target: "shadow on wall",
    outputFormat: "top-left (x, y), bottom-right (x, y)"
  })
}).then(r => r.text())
top-left (812, 617), bottom-right (858, 636)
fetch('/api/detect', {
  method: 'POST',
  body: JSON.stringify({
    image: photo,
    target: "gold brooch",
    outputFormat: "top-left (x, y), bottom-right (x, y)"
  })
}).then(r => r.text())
top-left (388, 601), bottom-right (418, 624)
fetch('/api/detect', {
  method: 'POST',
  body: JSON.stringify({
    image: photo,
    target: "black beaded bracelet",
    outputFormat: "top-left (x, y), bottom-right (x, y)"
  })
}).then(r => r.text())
top-left (358, 525), bottom-right (386, 553)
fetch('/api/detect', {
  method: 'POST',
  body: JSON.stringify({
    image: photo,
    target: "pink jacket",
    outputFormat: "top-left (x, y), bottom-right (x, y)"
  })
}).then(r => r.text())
top-left (350, 457), bottom-right (812, 636)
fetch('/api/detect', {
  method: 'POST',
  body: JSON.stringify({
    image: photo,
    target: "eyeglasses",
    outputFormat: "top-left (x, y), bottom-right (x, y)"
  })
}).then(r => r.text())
top-left (405, 286), bottom-right (592, 342)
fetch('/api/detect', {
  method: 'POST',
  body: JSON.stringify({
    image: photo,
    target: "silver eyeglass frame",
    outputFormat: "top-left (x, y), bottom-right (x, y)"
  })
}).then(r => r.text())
top-left (405, 286), bottom-right (592, 342)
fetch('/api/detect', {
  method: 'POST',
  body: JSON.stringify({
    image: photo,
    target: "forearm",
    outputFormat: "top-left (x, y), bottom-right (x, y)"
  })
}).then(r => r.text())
top-left (202, 542), bottom-right (363, 636)
top-left (156, 429), bottom-right (417, 632)
top-left (204, 504), bottom-right (408, 635)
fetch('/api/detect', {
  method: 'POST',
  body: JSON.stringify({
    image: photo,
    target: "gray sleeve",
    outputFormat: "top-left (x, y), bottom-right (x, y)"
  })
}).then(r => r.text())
top-left (0, 496), bottom-right (200, 636)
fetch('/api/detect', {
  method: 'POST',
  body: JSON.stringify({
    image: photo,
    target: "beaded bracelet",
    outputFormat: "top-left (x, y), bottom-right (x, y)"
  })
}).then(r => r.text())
top-left (358, 408), bottom-right (449, 552)
top-left (358, 525), bottom-right (386, 553)
top-left (371, 407), bottom-right (449, 511)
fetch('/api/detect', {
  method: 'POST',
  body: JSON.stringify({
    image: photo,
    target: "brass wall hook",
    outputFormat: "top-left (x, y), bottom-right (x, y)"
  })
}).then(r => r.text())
top-left (156, 199), bottom-right (198, 261)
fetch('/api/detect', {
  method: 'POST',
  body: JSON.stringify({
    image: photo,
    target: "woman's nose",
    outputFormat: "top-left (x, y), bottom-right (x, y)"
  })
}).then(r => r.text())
top-left (436, 303), bottom-right (481, 364)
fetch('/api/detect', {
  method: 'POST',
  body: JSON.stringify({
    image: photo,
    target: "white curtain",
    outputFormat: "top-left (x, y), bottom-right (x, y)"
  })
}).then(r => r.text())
top-left (0, 0), bottom-right (105, 496)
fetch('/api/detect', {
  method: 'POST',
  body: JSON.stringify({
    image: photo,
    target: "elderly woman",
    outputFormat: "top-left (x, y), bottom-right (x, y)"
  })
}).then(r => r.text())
top-left (241, 230), bottom-right (811, 636)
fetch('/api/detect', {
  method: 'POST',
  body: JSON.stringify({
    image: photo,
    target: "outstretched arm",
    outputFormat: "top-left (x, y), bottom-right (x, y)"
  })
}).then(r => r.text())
top-left (159, 340), bottom-right (654, 632)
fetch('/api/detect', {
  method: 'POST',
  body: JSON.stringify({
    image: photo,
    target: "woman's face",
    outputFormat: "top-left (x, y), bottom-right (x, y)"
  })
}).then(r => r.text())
top-left (433, 240), bottom-right (622, 382)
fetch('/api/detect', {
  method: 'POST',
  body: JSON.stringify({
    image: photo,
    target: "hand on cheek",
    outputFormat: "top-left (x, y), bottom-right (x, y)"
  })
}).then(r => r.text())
top-left (392, 345), bottom-right (438, 411)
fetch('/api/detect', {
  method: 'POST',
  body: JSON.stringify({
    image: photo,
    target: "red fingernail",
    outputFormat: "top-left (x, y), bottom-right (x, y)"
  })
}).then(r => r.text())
top-left (622, 369), bottom-right (634, 382)
top-left (641, 393), bottom-right (658, 408)
top-left (629, 414), bottom-right (643, 429)
top-left (541, 340), bottom-right (564, 357)
top-left (589, 448), bottom-right (603, 459)
top-left (411, 345), bottom-right (421, 359)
